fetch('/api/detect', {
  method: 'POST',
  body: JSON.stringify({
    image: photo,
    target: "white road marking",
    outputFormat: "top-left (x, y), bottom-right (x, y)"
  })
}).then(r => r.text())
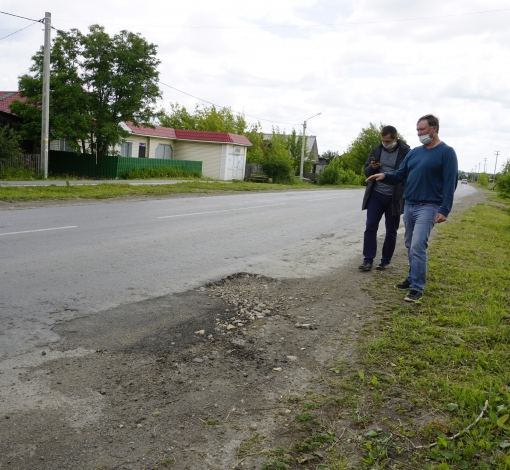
top-left (308, 196), bottom-right (355, 201)
top-left (0, 226), bottom-right (78, 236)
top-left (157, 203), bottom-right (286, 219)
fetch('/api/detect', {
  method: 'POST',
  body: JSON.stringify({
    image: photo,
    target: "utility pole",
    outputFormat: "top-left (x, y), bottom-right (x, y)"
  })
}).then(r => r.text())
top-left (300, 112), bottom-right (321, 179)
top-left (41, 12), bottom-right (51, 179)
top-left (492, 151), bottom-right (500, 190)
top-left (483, 157), bottom-right (487, 173)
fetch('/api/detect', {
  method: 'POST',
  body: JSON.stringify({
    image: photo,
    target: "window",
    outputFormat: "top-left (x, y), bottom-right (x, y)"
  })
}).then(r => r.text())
top-left (59, 139), bottom-right (72, 152)
top-left (121, 141), bottom-right (133, 157)
top-left (155, 144), bottom-right (173, 159)
top-left (138, 143), bottom-right (146, 158)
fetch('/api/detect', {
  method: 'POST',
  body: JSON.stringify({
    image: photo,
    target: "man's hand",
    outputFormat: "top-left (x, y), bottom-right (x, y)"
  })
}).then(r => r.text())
top-left (435, 213), bottom-right (447, 224)
top-left (366, 173), bottom-right (386, 182)
top-left (370, 160), bottom-right (382, 170)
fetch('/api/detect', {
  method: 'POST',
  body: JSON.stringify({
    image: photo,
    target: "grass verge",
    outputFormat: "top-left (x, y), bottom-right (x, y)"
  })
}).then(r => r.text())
top-left (261, 199), bottom-right (510, 469)
top-left (0, 179), bottom-right (320, 202)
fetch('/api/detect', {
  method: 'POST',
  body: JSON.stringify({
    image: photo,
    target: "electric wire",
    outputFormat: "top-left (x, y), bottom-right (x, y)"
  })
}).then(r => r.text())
top-left (158, 81), bottom-right (300, 126)
top-left (0, 20), bottom-right (41, 41)
top-left (0, 11), bottom-right (42, 23)
top-left (50, 7), bottom-right (510, 30)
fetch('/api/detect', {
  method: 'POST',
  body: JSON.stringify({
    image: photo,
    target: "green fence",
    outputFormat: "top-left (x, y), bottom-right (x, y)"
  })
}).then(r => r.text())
top-left (48, 151), bottom-right (202, 179)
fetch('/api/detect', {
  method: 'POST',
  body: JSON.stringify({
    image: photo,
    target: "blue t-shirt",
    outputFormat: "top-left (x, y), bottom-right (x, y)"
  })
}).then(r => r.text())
top-left (383, 142), bottom-right (458, 217)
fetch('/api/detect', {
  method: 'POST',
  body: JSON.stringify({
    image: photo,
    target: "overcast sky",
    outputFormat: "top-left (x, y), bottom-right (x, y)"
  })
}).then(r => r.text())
top-left (1, 0), bottom-right (509, 173)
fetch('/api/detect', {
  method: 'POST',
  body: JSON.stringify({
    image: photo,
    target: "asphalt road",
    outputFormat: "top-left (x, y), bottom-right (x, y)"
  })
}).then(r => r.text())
top-left (0, 184), bottom-right (477, 359)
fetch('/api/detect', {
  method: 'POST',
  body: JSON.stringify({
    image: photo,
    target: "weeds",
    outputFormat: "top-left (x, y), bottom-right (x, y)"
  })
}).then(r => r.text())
top-left (260, 199), bottom-right (510, 469)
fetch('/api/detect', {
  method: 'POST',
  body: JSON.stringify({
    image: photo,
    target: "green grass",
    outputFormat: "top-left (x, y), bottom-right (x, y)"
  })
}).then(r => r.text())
top-left (0, 166), bottom-right (42, 180)
top-left (0, 179), bottom-right (324, 202)
top-left (261, 199), bottom-right (510, 469)
top-left (120, 166), bottom-right (201, 179)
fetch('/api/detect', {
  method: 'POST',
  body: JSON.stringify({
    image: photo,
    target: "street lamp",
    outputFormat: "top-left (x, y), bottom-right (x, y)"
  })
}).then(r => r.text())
top-left (300, 112), bottom-right (322, 179)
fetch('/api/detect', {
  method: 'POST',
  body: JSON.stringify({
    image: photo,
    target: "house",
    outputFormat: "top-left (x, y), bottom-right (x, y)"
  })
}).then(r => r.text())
top-left (119, 122), bottom-right (252, 180)
top-left (262, 133), bottom-right (319, 163)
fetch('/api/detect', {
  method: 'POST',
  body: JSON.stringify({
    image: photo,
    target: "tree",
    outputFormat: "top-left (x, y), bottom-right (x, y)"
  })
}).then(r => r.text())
top-left (321, 150), bottom-right (340, 162)
top-left (0, 126), bottom-right (22, 158)
top-left (159, 103), bottom-right (264, 162)
top-left (260, 127), bottom-right (294, 183)
top-left (342, 123), bottom-right (406, 174)
top-left (285, 128), bottom-right (311, 174)
top-left (10, 25), bottom-right (161, 155)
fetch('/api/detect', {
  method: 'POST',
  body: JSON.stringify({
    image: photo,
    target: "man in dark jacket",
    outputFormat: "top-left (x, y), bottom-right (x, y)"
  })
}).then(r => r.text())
top-left (359, 125), bottom-right (410, 271)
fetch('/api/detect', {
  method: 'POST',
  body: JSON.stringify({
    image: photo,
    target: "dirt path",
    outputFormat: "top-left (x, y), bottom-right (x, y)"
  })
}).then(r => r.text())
top-left (0, 189), bottom-right (486, 470)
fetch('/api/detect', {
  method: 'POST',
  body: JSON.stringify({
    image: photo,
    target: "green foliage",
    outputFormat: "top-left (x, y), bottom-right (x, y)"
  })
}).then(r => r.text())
top-left (0, 166), bottom-right (41, 181)
top-left (0, 127), bottom-right (22, 157)
top-left (321, 150), bottom-right (340, 162)
top-left (495, 161), bottom-right (510, 198)
top-left (286, 128), bottom-right (311, 174)
top-left (159, 103), bottom-right (264, 162)
top-left (317, 157), bottom-right (364, 186)
top-left (120, 166), bottom-right (201, 179)
top-left (11, 25), bottom-right (161, 155)
top-left (342, 122), bottom-right (406, 174)
top-left (260, 128), bottom-right (294, 183)
top-left (478, 172), bottom-right (489, 187)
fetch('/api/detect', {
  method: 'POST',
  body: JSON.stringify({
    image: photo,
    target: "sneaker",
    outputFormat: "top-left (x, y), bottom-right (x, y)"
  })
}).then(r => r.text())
top-left (376, 262), bottom-right (389, 270)
top-left (358, 262), bottom-right (372, 271)
top-left (404, 290), bottom-right (422, 302)
top-left (395, 279), bottom-right (411, 290)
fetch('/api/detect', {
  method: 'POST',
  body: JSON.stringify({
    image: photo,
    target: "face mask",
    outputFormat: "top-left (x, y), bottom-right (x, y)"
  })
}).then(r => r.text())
top-left (383, 140), bottom-right (397, 150)
top-left (419, 134), bottom-right (433, 145)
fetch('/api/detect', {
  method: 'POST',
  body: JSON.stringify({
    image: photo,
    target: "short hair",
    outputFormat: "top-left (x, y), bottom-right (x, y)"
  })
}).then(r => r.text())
top-left (380, 125), bottom-right (397, 139)
top-left (417, 114), bottom-right (440, 132)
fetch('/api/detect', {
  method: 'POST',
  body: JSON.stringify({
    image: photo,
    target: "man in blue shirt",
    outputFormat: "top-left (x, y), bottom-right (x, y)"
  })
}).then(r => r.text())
top-left (366, 114), bottom-right (458, 302)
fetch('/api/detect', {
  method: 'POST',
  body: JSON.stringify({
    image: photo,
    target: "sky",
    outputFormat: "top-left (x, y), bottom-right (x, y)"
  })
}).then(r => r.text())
top-left (1, 0), bottom-right (510, 174)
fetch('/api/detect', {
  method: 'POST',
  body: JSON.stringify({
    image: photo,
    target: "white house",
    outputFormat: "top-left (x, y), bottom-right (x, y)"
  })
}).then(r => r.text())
top-left (118, 122), bottom-right (252, 181)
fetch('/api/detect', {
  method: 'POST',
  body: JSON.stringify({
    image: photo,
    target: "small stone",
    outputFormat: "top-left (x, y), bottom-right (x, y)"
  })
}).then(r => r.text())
top-left (119, 424), bottom-right (124, 428)
top-left (152, 411), bottom-right (161, 417)
top-left (195, 330), bottom-right (205, 335)
top-left (249, 424), bottom-right (258, 430)
top-left (273, 367), bottom-right (282, 372)
top-left (136, 423), bottom-right (142, 428)
top-left (226, 324), bottom-right (236, 330)
top-left (295, 323), bottom-right (301, 328)
top-left (192, 358), bottom-right (204, 363)
top-left (286, 356), bottom-right (298, 361)
top-left (41, 351), bottom-right (46, 356)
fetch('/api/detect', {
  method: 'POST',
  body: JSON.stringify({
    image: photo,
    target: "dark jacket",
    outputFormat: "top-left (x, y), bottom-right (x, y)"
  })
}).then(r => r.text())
top-left (361, 140), bottom-right (410, 215)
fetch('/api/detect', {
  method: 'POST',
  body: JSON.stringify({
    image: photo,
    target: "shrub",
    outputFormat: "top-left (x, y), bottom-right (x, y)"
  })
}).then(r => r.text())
top-left (478, 172), bottom-right (489, 187)
top-left (260, 156), bottom-right (294, 184)
top-left (0, 165), bottom-right (41, 181)
top-left (317, 159), bottom-right (364, 186)
top-left (121, 166), bottom-right (201, 179)
top-left (496, 173), bottom-right (510, 198)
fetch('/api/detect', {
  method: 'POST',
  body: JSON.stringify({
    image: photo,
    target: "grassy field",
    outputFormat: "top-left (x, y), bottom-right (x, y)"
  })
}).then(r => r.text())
top-left (0, 180), bottom-right (324, 202)
top-left (260, 197), bottom-right (510, 470)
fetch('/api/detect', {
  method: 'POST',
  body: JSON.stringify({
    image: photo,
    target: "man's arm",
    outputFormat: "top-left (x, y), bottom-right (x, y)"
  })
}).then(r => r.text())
top-left (437, 147), bottom-right (459, 220)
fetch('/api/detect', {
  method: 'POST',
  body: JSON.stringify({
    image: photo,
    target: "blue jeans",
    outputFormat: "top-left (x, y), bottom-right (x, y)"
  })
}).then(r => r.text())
top-left (403, 203), bottom-right (439, 293)
top-left (363, 190), bottom-right (401, 265)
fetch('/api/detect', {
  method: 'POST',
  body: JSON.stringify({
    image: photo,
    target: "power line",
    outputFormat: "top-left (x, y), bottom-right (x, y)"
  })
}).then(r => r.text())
top-left (0, 10), bottom-right (43, 23)
top-left (307, 127), bottom-right (343, 150)
top-left (51, 7), bottom-right (510, 30)
top-left (158, 81), bottom-right (300, 126)
top-left (0, 20), bottom-right (41, 41)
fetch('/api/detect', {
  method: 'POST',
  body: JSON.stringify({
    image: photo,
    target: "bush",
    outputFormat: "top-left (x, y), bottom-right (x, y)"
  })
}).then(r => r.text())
top-left (121, 167), bottom-right (201, 179)
top-left (478, 172), bottom-right (489, 187)
top-left (495, 173), bottom-right (510, 198)
top-left (260, 157), bottom-right (294, 184)
top-left (0, 165), bottom-right (41, 181)
top-left (317, 159), bottom-right (364, 186)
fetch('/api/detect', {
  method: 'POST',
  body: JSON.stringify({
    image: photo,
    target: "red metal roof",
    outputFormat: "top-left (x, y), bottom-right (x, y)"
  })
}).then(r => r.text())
top-left (125, 122), bottom-right (252, 146)
top-left (0, 91), bottom-right (24, 114)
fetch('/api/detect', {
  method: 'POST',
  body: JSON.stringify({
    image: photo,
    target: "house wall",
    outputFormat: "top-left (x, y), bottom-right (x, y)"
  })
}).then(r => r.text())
top-left (174, 141), bottom-right (223, 179)
top-left (147, 138), bottom-right (176, 159)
